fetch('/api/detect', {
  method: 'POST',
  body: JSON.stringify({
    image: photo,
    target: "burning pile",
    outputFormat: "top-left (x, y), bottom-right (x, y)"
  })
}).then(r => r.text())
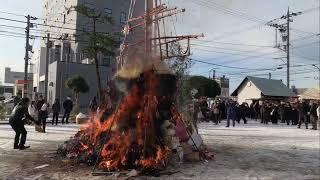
top-left (58, 60), bottom-right (210, 173)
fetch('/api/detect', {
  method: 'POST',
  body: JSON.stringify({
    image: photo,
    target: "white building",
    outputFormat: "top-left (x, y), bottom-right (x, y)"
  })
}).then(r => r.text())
top-left (231, 76), bottom-right (295, 104)
top-left (32, 47), bottom-right (47, 96)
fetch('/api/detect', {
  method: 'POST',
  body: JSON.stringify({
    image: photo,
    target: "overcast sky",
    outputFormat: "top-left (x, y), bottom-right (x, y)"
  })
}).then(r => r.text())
top-left (0, 0), bottom-right (319, 91)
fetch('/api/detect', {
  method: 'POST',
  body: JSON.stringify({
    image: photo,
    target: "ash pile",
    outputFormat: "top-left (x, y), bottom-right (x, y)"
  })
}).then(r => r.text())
top-left (58, 60), bottom-right (213, 176)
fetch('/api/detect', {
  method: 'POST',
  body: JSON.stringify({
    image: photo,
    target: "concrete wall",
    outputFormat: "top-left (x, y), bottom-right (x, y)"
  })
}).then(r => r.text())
top-left (237, 80), bottom-right (261, 104)
top-left (32, 47), bottom-right (47, 95)
top-left (48, 61), bottom-right (112, 108)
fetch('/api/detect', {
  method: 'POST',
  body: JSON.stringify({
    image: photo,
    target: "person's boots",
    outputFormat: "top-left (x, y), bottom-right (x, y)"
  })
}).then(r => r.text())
top-left (14, 145), bottom-right (19, 149)
top-left (19, 145), bottom-right (30, 150)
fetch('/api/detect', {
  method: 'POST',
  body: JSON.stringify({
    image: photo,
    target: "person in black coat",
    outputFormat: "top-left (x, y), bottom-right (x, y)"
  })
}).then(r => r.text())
top-left (284, 102), bottom-right (292, 125)
top-left (298, 101), bottom-right (309, 129)
top-left (52, 98), bottom-right (60, 125)
top-left (9, 97), bottom-right (37, 150)
top-left (264, 103), bottom-right (272, 124)
top-left (62, 96), bottom-right (73, 124)
top-left (238, 103), bottom-right (248, 124)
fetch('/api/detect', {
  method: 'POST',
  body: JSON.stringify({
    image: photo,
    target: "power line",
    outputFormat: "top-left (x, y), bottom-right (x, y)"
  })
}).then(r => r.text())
top-left (192, 40), bottom-right (274, 48)
top-left (189, 58), bottom-right (281, 71)
top-left (0, 17), bottom-right (26, 23)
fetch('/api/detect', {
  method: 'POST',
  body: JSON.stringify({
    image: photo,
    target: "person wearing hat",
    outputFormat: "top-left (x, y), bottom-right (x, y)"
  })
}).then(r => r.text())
top-left (9, 97), bottom-right (38, 150)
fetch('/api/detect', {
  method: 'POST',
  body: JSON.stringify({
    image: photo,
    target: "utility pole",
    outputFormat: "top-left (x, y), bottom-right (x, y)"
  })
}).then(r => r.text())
top-left (286, 7), bottom-right (290, 88)
top-left (23, 15), bottom-right (31, 98)
top-left (267, 7), bottom-right (302, 88)
top-left (45, 33), bottom-right (51, 100)
top-left (145, 0), bottom-right (153, 59)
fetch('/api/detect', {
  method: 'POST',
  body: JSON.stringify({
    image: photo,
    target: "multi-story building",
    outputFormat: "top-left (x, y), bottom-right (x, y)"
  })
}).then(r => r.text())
top-left (4, 67), bottom-right (33, 97)
top-left (215, 75), bottom-right (230, 98)
top-left (33, 0), bottom-right (144, 107)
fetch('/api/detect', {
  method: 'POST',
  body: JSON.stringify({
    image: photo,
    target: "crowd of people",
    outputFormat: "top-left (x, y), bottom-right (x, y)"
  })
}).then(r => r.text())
top-left (195, 97), bottom-right (320, 130)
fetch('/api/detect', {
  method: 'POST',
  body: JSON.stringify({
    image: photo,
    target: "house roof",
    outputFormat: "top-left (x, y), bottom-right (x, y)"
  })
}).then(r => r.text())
top-left (231, 76), bottom-right (296, 97)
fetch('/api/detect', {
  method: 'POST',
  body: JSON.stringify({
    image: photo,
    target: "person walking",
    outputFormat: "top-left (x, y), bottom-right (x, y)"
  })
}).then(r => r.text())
top-left (238, 102), bottom-right (248, 124)
top-left (52, 98), bottom-right (60, 125)
top-left (62, 96), bottom-right (73, 124)
top-left (298, 100), bottom-right (309, 129)
top-left (39, 99), bottom-right (49, 133)
top-left (9, 97), bottom-right (37, 150)
top-left (309, 101), bottom-right (318, 130)
top-left (226, 101), bottom-right (237, 127)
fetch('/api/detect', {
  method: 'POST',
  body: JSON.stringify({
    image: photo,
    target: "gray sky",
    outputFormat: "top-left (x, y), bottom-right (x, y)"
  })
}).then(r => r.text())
top-left (0, 0), bottom-right (319, 91)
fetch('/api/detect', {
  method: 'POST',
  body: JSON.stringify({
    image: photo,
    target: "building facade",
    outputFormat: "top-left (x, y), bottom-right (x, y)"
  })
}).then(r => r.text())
top-left (215, 76), bottom-right (230, 98)
top-left (231, 76), bottom-right (295, 104)
top-left (4, 67), bottom-right (32, 84)
top-left (33, 0), bottom-right (145, 106)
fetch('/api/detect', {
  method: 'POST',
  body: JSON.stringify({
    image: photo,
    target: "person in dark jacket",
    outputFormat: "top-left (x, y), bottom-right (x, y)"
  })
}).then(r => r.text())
top-left (13, 94), bottom-right (21, 107)
top-left (284, 102), bottom-right (292, 125)
top-left (291, 102), bottom-right (299, 125)
top-left (260, 101), bottom-right (266, 123)
top-left (52, 98), bottom-right (60, 125)
top-left (226, 101), bottom-right (237, 127)
top-left (263, 103), bottom-right (272, 124)
top-left (298, 100), bottom-right (309, 129)
top-left (220, 100), bottom-right (226, 120)
top-left (62, 96), bottom-right (73, 124)
top-left (238, 102), bottom-right (248, 124)
top-left (253, 101), bottom-right (260, 120)
top-left (309, 101), bottom-right (318, 130)
top-left (9, 97), bottom-right (37, 150)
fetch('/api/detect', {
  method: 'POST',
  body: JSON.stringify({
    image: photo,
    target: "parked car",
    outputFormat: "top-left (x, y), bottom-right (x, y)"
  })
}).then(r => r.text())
top-left (3, 97), bottom-right (16, 115)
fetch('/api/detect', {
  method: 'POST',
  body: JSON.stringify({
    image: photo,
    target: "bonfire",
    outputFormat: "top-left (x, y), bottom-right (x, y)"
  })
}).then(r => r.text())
top-left (58, 59), bottom-right (210, 176)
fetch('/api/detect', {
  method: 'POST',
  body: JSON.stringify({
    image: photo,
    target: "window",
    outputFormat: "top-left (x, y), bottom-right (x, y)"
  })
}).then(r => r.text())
top-left (104, 8), bottom-right (112, 17)
top-left (120, 12), bottom-right (127, 24)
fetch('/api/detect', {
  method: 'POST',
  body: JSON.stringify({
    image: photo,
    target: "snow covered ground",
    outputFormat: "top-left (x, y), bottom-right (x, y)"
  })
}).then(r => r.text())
top-left (0, 120), bottom-right (319, 179)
